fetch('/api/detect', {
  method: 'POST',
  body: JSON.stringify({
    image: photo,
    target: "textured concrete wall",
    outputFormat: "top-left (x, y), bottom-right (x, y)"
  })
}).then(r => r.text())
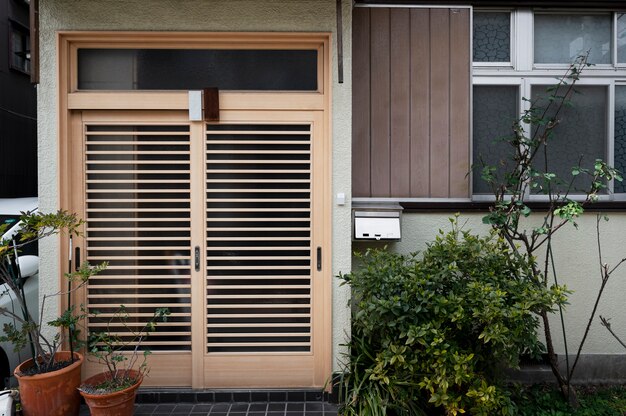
top-left (38, 0), bottom-right (352, 371)
top-left (354, 211), bottom-right (626, 356)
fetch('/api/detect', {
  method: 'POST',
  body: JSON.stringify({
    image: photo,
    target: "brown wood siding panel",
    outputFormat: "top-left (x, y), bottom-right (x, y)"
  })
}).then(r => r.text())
top-left (390, 9), bottom-right (411, 197)
top-left (429, 9), bottom-right (451, 198)
top-left (409, 8), bottom-right (431, 197)
top-left (370, 8), bottom-right (391, 197)
top-left (449, 8), bottom-right (471, 198)
top-left (351, 6), bottom-right (470, 198)
top-left (352, 7), bottom-right (371, 197)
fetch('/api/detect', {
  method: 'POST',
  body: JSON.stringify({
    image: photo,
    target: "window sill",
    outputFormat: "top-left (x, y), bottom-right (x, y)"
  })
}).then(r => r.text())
top-left (399, 200), bottom-right (626, 213)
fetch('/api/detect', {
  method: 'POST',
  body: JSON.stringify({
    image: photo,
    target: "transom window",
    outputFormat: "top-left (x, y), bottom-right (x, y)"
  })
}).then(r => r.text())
top-left (472, 9), bottom-right (626, 200)
top-left (76, 48), bottom-right (319, 91)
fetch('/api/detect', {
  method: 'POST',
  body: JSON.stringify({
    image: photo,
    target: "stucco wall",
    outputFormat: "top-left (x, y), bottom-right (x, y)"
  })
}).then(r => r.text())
top-left (38, 0), bottom-right (352, 371)
top-left (354, 211), bottom-right (626, 356)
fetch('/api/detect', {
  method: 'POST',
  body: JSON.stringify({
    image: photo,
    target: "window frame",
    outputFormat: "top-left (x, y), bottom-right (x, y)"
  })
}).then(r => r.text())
top-left (617, 12), bottom-right (626, 67)
top-left (471, 78), bottom-right (522, 201)
top-left (523, 78), bottom-right (613, 202)
top-left (532, 10), bottom-right (615, 70)
top-left (613, 81), bottom-right (626, 200)
top-left (472, 9), bottom-right (515, 68)
top-left (472, 8), bottom-right (626, 202)
top-left (8, 20), bottom-right (31, 75)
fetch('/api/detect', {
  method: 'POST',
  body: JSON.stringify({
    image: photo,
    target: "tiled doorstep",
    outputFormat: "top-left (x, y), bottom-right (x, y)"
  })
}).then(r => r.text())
top-left (80, 401), bottom-right (339, 415)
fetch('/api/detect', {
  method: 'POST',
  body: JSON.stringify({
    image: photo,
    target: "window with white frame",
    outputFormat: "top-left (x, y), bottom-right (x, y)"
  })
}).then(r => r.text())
top-left (472, 9), bottom-right (626, 200)
top-left (473, 11), bottom-right (512, 64)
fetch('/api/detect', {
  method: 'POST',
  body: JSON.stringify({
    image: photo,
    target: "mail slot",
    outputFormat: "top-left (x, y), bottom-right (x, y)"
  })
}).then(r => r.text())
top-left (353, 210), bottom-right (401, 241)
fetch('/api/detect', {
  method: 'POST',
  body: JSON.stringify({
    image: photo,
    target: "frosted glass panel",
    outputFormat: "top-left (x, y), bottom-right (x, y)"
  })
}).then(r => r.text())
top-left (619, 14), bottom-right (626, 63)
top-left (78, 49), bottom-right (318, 91)
top-left (615, 86), bottom-right (626, 193)
top-left (534, 14), bottom-right (612, 64)
top-left (473, 86), bottom-right (518, 194)
top-left (531, 85), bottom-right (607, 194)
top-left (473, 12), bottom-right (511, 62)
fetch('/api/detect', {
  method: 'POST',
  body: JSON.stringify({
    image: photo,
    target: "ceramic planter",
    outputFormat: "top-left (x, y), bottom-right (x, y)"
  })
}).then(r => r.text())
top-left (14, 351), bottom-right (83, 416)
top-left (79, 369), bottom-right (143, 416)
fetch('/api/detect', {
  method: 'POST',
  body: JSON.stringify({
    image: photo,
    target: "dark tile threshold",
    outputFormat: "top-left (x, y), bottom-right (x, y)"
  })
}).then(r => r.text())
top-left (80, 401), bottom-right (339, 416)
top-left (136, 389), bottom-right (333, 404)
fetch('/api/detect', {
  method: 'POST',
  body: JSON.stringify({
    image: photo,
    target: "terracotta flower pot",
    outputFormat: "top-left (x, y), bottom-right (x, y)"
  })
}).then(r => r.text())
top-left (79, 369), bottom-right (143, 416)
top-left (14, 351), bottom-right (83, 416)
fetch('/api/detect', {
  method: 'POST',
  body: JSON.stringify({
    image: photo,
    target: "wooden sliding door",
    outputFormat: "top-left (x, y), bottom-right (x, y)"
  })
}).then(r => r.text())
top-left (70, 109), bottom-right (329, 388)
top-left (202, 110), bottom-right (327, 387)
top-left (59, 32), bottom-right (332, 390)
top-left (75, 111), bottom-right (197, 386)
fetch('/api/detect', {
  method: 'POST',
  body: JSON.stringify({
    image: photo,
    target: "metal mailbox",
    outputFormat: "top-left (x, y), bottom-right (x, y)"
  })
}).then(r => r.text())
top-left (353, 209), bottom-right (401, 241)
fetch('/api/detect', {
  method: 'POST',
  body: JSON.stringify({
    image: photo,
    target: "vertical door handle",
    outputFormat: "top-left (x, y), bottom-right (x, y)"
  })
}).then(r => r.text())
top-left (316, 247), bottom-right (322, 271)
top-left (194, 246), bottom-right (201, 272)
top-left (75, 247), bottom-right (81, 271)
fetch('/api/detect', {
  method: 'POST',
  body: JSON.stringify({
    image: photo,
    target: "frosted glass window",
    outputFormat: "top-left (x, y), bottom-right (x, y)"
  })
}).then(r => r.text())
top-left (615, 86), bottom-right (626, 193)
top-left (77, 49), bottom-right (318, 91)
top-left (618, 14), bottom-right (626, 63)
top-left (531, 85), bottom-right (607, 194)
top-left (472, 86), bottom-right (518, 194)
top-left (534, 14), bottom-right (612, 64)
top-left (473, 12), bottom-right (511, 63)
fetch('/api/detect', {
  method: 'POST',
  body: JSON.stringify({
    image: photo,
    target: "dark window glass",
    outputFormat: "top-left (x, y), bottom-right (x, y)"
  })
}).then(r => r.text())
top-left (530, 85), bottom-right (607, 194)
top-left (77, 49), bottom-right (318, 91)
top-left (472, 85), bottom-right (518, 194)
top-left (9, 23), bottom-right (30, 74)
top-left (615, 86), bottom-right (626, 193)
top-left (619, 13), bottom-right (626, 64)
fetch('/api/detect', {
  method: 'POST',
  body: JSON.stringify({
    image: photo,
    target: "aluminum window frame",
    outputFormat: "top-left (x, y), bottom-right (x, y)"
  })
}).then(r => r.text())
top-left (472, 9), bottom-right (515, 68)
top-left (617, 12), bottom-right (626, 67)
top-left (532, 10), bottom-right (615, 69)
top-left (472, 8), bottom-right (626, 202)
top-left (471, 78), bottom-right (522, 201)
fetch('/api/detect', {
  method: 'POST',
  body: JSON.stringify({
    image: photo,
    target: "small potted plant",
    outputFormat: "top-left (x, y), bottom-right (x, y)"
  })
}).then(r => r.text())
top-left (79, 306), bottom-right (170, 416)
top-left (0, 209), bottom-right (106, 416)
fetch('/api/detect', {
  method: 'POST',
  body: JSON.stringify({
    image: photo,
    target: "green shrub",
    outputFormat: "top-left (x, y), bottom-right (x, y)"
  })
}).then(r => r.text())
top-left (338, 217), bottom-right (567, 416)
top-left (513, 385), bottom-right (626, 416)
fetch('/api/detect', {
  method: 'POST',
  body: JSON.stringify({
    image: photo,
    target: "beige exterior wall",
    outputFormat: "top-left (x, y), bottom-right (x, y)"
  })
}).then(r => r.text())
top-left (38, 0), bottom-right (352, 371)
top-left (355, 212), bottom-right (626, 356)
top-left (39, 0), bottom-right (626, 379)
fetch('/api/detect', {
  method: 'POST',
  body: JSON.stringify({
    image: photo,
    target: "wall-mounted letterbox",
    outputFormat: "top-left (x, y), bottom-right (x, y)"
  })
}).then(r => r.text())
top-left (353, 207), bottom-right (402, 241)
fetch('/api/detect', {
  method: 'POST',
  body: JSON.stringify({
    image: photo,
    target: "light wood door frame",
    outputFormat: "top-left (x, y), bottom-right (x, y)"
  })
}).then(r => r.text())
top-left (58, 32), bottom-right (332, 389)
top-left (71, 110), bottom-right (199, 387)
top-left (202, 109), bottom-right (328, 388)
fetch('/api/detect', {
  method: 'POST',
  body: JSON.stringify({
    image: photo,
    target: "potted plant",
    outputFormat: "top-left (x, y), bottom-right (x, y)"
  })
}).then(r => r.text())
top-left (0, 209), bottom-right (105, 416)
top-left (79, 306), bottom-right (170, 416)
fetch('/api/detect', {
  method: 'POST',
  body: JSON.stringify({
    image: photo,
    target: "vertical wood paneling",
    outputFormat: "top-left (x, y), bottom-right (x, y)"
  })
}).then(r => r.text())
top-left (390, 9), bottom-right (411, 197)
top-left (352, 7), bottom-right (371, 197)
top-left (410, 8), bottom-right (431, 197)
top-left (449, 8), bottom-right (471, 198)
top-left (351, 6), bottom-right (470, 199)
top-left (429, 9), bottom-right (451, 198)
top-left (370, 8), bottom-right (391, 197)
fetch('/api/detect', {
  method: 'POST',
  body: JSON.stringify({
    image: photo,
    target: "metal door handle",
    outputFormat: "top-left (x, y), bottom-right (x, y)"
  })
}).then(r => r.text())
top-left (317, 247), bottom-right (322, 271)
top-left (195, 246), bottom-right (201, 272)
top-left (75, 247), bottom-right (81, 271)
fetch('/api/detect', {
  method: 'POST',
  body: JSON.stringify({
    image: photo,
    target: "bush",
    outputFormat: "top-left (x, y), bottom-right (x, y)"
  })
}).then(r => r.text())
top-left (338, 217), bottom-right (567, 416)
top-left (513, 385), bottom-right (626, 416)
